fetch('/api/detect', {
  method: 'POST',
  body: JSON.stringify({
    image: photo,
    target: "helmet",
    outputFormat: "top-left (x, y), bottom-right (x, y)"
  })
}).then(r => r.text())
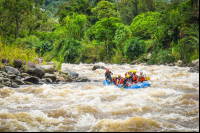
top-left (118, 74), bottom-right (121, 77)
top-left (140, 70), bottom-right (143, 74)
top-left (106, 68), bottom-right (109, 71)
top-left (133, 70), bottom-right (137, 73)
top-left (129, 70), bottom-right (132, 73)
top-left (113, 76), bottom-right (116, 78)
top-left (126, 75), bottom-right (130, 78)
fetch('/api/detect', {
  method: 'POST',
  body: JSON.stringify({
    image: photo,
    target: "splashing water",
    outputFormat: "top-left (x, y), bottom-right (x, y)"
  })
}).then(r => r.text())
top-left (0, 63), bottom-right (199, 132)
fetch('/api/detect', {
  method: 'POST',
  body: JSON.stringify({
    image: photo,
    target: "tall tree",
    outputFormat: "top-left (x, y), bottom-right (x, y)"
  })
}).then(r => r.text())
top-left (2, 0), bottom-right (44, 39)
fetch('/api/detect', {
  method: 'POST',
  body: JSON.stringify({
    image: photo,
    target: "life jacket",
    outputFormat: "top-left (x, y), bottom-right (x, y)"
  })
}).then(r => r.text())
top-left (132, 75), bottom-right (138, 82)
top-left (118, 77), bottom-right (124, 84)
top-left (112, 78), bottom-right (117, 84)
top-left (139, 76), bottom-right (145, 82)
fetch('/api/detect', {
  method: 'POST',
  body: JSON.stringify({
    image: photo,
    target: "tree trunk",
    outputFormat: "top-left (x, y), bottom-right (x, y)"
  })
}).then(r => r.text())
top-left (135, 0), bottom-right (138, 16)
top-left (15, 17), bottom-right (19, 40)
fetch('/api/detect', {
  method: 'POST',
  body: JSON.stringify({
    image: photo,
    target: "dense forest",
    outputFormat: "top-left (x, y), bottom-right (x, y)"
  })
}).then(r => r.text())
top-left (0, 0), bottom-right (199, 66)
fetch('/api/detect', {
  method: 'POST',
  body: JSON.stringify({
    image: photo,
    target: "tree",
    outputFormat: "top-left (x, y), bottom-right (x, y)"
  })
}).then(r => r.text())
top-left (91, 0), bottom-right (119, 19)
top-left (2, 0), bottom-right (44, 39)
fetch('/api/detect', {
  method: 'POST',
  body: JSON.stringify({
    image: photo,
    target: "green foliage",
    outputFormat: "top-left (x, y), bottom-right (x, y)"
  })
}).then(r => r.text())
top-left (124, 37), bottom-right (146, 61)
top-left (147, 49), bottom-right (176, 65)
top-left (33, 41), bottom-right (52, 57)
top-left (91, 0), bottom-right (118, 19)
top-left (130, 11), bottom-right (161, 39)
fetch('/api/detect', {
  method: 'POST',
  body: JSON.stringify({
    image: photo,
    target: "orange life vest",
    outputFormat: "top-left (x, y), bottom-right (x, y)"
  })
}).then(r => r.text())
top-left (132, 75), bottom-right (138, 82)
top-left (118, 77), bottom-right (124, 84)
top-left (139, 76), bottom-right (145, 82)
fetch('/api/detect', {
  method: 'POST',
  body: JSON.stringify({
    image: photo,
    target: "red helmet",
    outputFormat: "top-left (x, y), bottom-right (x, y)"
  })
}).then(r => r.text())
top-left (106, 68), bottom-right (109, 71)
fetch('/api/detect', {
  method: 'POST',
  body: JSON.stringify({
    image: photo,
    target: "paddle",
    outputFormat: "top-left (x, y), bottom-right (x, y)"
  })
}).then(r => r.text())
top-left (145, 77), bottom-right (150, 80)
top-left (121, 76), bottom-right (133, 90)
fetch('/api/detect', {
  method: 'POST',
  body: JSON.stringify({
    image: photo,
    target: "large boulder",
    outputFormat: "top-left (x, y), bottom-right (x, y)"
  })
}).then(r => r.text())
top-left (44, 73), bottom-right (56, 82)
top-left (62, 69), bottom-right (79, 78)
top-left (92, 65), bottom-right (106, 71)
top-left (40, 65), bottom-right (55, 74)
top-left (14, 60), bottom-right (23, 68)
top-left (5, 66), bottom-right (20, 75)
top-left (27, 67), bottom-right (45, 79)
top-left (23, 76), bottom-right (40, 84)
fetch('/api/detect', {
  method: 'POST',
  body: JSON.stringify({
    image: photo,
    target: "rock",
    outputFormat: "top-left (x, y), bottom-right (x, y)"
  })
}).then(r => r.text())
top-left (1, 59), bottom-right (10, 63)
top-left (27, 67), bottom-right (45, 79)
top-left (175, 60), bottom-right (184, 67)
top-left (13, 79), bottom-right (26, 85)
top-left (2, 72), bottom-right (8, 77)
top-left (0, 84), bottom-right (5, 88)
top-left (14, 60), bottom-right (23, 68)
top-left (92, 65), bottom-right (106, 71)
top-left (11, 82), bottom-right (20, 88)
top-left (40, 65), bottom-right (55, 74)
top-left (75, 77), bottom-right (91, 82)
top-left (146, 53), bottom-right (152, 60)
top-left (192, 59), bottom-right (199, 66)
top-left (132, 60), bottom-right (139, 65)
top-left (5, 66), bottom-right (20, 75)
top-left (44, 73), bottom-right (56, 82)
top-left (3, 81), bottom-right (12, 86)
top-left (40, 79), bottom-right (48, 84)
top-left (169, 63), bottom-right (175, 66)
top-left (8, 75), bottom-right (17, 79)
top-left (45, 78), bottom-right (52, 84)
top-left (62, 70), bottom-right (79, 78)
top-left (24, 81), bottom-right (34, 85)
top-left (2, 78), bottom-right (10, 82)
top-left (56, 76), bottom-right (66, 82)
top-left (23, 76), bottom-right (40, 84)
top-left (188, 63), bottom-right (199, 73)
top-left (21, 73), bottom-right (30, 78)
top-left (27, 61), bottom-right (36, 68)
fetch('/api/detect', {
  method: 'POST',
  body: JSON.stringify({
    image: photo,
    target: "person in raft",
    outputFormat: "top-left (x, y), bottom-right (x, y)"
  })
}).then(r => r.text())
top-left (116, 74), bottom-right (124, 86)
top-left (112, 76), bottom-right (117, 85)
top-left (132, 70), bottom-right (138, 84)
top-left (105, 68), bottom-right (113, 83)
top-left (137, 70), bottom-right (146, 83)
top-left (123, 74), bottom-right (132, 87)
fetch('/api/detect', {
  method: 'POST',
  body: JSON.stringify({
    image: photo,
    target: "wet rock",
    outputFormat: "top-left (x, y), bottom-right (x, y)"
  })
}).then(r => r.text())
top-left (169, 63), bottom-right (175, 66)
top-left (146, 53), bottom-right (152, 60)
top-left (75, 77), bottom-right (91, 82)
top-left (14, 60), bottom-right (23, 68)
top-left (0, 84), bottom-right (5, 88)
top-left (27, 61), bottom-right (36, 68)
top-left (27, 67), bottom-right (45, 79)
top-left (8, 75), bottom-right (17, 79)
top-left (11, 82), bottom-right (20, 88)
top-left (2, 78), bottom-right (10, 82)
top-left (56, 76), bottom-right (66, 82)
top-left (45, 78), bottom-right (52, 84)
top-left (3, 81), bottom-right (11, 86)
top-left (2, 72), bottom-right (8, 77)
top-left (192, 59), bottom-right (199, 66)
top-left (40, 65), bottom-right (55, 74)
top-left (13, 79), bottom-right (26, 85)
top-left (23, 76), bottom-right (40, 84)
top-left (188, 63), bottom-right (199, 73)
top-left (92, 65), bottom-right (106, 71)
top-left (62, 70), bottom-right (79, 78)
top-left (21, 73), bottom-right (29, 78)
top-left (40, 79), bottom-right (48, 84)
top-left (132, 60), bottom-right (140, 65)
top-left (5, 66), bottom-right (20, 75)
top-left (44, 73), bottom-right (56, 82)
top-left (24, 81), bottom-right (34, 85)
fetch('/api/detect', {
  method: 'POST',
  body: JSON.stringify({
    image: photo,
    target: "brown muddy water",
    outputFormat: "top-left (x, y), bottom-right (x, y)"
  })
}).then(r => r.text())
top-left (0, 63), bottom-right (199, 132)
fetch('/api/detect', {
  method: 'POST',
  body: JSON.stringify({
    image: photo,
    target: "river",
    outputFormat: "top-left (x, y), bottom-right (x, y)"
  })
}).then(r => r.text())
top-left (0, 63), bottom-right (199, 132)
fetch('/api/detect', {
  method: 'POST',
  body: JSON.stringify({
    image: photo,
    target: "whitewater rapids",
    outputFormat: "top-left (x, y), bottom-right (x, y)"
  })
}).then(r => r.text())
top-left (0, 63), bottom-right (199, 132)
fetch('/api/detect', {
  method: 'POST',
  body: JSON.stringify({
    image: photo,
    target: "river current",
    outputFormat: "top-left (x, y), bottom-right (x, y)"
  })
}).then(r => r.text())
top-left (0, 63), bottom-right (199, 132)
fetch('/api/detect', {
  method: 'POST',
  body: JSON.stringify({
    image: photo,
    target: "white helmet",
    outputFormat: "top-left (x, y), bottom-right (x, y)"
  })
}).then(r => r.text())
top-left (140, 70), bottom-right (143, 74)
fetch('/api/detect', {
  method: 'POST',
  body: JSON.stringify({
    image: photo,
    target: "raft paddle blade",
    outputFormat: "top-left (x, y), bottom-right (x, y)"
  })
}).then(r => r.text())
top-left (145, 77), bottom-right (150, 80)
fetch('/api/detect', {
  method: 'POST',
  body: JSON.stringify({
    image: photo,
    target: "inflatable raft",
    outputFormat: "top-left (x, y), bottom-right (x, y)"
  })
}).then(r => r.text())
top-left (103, 80), bottom-right (150, 89)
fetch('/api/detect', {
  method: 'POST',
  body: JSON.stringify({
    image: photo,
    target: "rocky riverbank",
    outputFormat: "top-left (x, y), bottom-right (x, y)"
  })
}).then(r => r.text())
top-left (0, 58), bottom-right (91, 88)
